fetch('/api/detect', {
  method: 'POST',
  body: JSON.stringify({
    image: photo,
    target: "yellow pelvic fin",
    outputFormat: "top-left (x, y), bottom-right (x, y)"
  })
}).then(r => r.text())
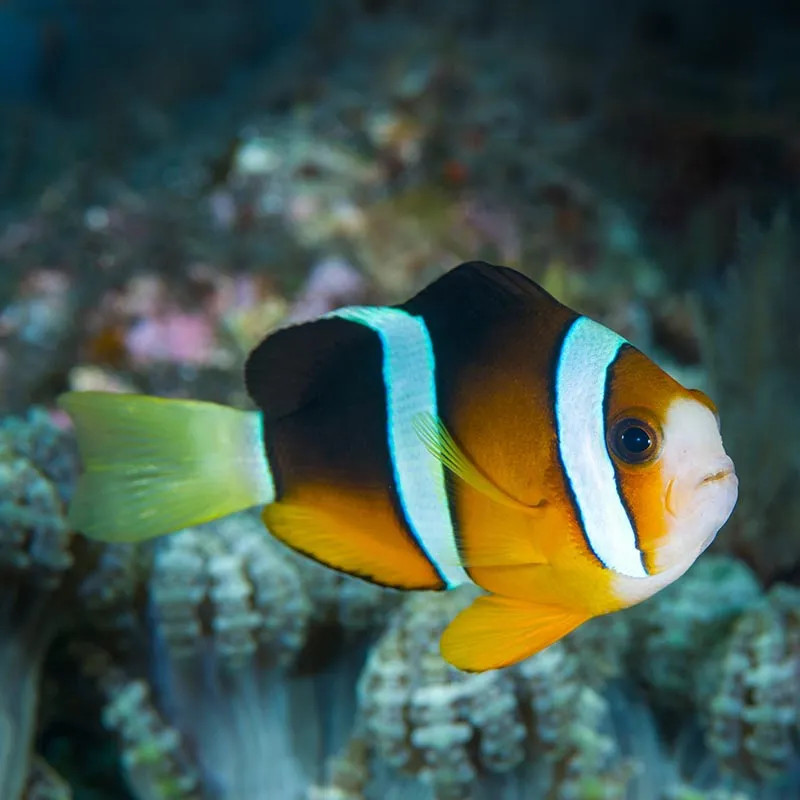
top-left (262, 501), bottom-right (442, 590)
top-left (413, 412), bottom-right (545, 516)
top-left (439, 593), bottom-right (588, 672)
top-left (59, 392), bottom-right (274, 542)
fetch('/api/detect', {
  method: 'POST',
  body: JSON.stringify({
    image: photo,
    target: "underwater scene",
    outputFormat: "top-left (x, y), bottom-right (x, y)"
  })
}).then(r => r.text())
top-left (2, 1), bottom-right (800, 798)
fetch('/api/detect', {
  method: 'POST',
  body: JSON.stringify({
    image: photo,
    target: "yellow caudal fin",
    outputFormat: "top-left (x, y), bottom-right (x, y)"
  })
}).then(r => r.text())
top-left (439, 594), bottom-right (588, 672)
top-left (59, 392), bottom-right (275, 542)
top-left (413, 412), bottom-right (546, 516)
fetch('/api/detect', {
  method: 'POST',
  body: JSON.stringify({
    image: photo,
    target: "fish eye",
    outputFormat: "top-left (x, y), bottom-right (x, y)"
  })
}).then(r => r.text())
top-left (608, 417), bottom-right (660, 465)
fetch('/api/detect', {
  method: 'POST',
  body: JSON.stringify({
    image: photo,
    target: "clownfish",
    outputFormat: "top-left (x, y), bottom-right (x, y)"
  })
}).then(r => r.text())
top-left (60, 262), bottom-right (738, 672)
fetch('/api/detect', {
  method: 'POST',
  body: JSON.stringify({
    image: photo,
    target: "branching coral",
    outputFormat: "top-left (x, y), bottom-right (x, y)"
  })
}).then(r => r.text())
top-left (513, 634), bottom-right (636, 800)
top-left (0, 447), bottom-right (402, 800)
top-left (76, 644), bottom-right (202, 800)
top-left (289, 555), bottom-right (401, 634)
top-left (323, 591), bottom-right (635, 800)
top-left (0, 410), bottom-right (76, 800)
top-left (145, 514), bottom-right (319, 798)
top-left (698, 584), bottom-right (800, 787)
top-left (150, 514), bottom-right (313, 668)
top-left (77, 541), bottom-right (150, 645)
top-left (137, 512), bottom-right (401, 799)
top-left (628, 555), bottom-right (762, 708)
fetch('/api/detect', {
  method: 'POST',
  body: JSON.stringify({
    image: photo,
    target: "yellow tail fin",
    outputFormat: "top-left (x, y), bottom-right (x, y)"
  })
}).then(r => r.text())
top-left (59, 392), bottom-right (275, 542)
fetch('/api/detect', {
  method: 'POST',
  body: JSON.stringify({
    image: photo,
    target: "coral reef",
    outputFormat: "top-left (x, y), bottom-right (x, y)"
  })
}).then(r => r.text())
top-left (320, 591), bottom-right (635, 800)
top-left (699, 584), bottom-right (800, 786)
top-left (0, 413), bottom-right (401, 800)
top-left (149, 515), bottom-right (312, 668)
top-left (77, 645), bottom-right (201, 800)
top-left (0, 411), bottom-right (76, 800)
top-left (123, 514), bottom-right (394, 799)
top-left (630, 556), bottom-right (762, 708)
top-left (143, 516), bottom-right (318, 798)
top-left (3, 1), bottom-right (800, 797)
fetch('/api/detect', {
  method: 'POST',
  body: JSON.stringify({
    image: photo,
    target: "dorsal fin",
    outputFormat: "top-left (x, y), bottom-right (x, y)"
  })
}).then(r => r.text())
top-left (245, 263), bottom-right (558, 421)
top-left (402, 261), bottom-right (561, 323)
top-left (244, 315), bottom-right (377, 421)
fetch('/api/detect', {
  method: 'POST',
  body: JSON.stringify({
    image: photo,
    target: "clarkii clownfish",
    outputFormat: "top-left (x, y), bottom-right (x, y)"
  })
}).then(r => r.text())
top-left (60, 262), bottom-right (738, 672)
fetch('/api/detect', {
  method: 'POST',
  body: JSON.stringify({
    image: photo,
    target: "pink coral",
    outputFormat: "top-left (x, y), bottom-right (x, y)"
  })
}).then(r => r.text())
top-left (287, 257), bottom-right (369, 323)
top-left (125, 311), bottom-right (217, 366)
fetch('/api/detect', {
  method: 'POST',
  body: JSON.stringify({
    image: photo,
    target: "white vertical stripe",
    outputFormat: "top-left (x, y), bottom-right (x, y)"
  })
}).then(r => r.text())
top-left (245, 411), bottom-right (276, 505)
top-left (328, 306), bottom-right (472, 588)
top-left (554, 317), bottom-right (647, 578)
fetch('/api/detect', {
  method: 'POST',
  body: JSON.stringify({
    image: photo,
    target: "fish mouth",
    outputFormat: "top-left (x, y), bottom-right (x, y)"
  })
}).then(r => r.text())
top-left (699, 458), bottom-right (736, 487)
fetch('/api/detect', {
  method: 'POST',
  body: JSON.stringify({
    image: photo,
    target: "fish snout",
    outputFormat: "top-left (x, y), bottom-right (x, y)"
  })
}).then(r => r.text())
top-left (698, 456), bottom-right (736, 488)
top-left (666, 455), bottom-right (737, 518)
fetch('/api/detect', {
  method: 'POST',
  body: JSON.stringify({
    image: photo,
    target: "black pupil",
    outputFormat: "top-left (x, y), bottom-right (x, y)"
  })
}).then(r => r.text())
top-left (621, 425), bottom-right (651, 454)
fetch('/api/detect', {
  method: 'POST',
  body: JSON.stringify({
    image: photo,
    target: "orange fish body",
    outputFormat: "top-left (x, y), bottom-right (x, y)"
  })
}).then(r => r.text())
top-left (61, 263), bottom-right (738, 672)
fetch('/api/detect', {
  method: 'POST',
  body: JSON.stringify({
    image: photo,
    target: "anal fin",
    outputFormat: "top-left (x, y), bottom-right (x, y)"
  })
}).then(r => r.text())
top-left (262, 501), bottom-right (442, 590)
top-left (440, 594), bottom-right (588, 672)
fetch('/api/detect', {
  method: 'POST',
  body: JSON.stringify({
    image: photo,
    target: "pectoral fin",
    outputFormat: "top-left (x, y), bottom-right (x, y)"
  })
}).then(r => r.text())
top-left (439, 593), bottom-right (588, 672)
top-left (412, 411), bottom-right (549, 568)
top-left (413, 412), bottom-right (546, 516)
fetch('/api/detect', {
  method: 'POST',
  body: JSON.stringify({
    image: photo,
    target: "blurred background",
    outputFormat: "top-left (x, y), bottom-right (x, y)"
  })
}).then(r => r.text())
top-left (1, 1), bottom-right (800, 798)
